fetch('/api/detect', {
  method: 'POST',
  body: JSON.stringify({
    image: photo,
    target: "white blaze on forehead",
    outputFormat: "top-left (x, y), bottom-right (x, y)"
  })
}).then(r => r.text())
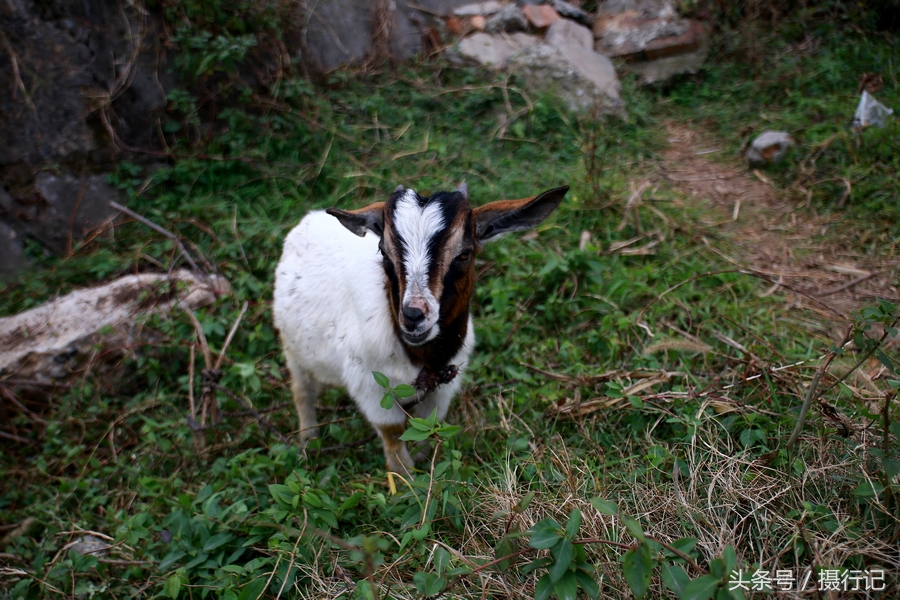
top-left (393, 189), bottom-right (445, 291)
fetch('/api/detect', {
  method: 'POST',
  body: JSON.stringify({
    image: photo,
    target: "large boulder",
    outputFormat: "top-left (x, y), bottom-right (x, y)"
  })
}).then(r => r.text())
top-left (508, 19), bottom-right (623, 113)
top-left (0, 0), bottom-right (170, 278)
top-left (0, 1), bottom-right (168, 170)
top-left (0, 173), bottom-right (121, 257)
top-left (593, 0), bottom-right (708, 83)
top-left (448, 31), bottom-right (540, 68)
top-left (303, 0), bottom-right (478, 71)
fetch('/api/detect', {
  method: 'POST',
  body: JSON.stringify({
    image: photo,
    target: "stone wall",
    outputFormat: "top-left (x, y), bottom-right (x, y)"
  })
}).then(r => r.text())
top-left (1, 0), bottom-right (170, 277)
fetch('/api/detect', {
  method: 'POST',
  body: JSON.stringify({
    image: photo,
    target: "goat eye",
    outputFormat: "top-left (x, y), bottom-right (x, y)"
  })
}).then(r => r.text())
top-left (455, 251), bottom-right (472, 263)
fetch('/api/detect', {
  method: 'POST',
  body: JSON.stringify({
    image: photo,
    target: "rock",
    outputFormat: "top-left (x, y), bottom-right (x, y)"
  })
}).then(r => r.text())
top-left (302, 1), bottom-right (488, 70)
top-left (0, 173), bottom-right (121, 257)
top-left (0, 0), bottom-right (168, 169)
top-left (453, 1), bottom-right (505, 16)
top-left (745, 131), bottom-right (794, 166)
top-left (485, 5), bottom-right (528, 32)
top-left (0, 221), bottom-right (26, 280)
top-left (508, 26), bottom-right (623, 113)
top-left (549, 0), bottom-right (594, 26)
top-left (449, 31), bottom-right (539, 68)
top-left (66, 535), bottom-right (110, 557)
top-left (471, 15), bottom-right (487, 30)
top-left (593, 0), bottom-right (708, 83)
top-left (522, 4), bottom-right (562, 28)
top-left (545, 17), bottom-right (594, 50)
top-left (0, 271), bottom-right (230, 386)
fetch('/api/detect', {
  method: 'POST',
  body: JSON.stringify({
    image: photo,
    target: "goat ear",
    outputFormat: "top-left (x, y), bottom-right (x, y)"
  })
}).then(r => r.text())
top-left (327, 203), bottom-right (385, 238)
top-left (473, 186), bottom-right (568, 243)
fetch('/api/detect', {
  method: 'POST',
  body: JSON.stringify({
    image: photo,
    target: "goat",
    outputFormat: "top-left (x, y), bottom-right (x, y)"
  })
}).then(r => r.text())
top-left (273, 183), bottom-right (568, 473)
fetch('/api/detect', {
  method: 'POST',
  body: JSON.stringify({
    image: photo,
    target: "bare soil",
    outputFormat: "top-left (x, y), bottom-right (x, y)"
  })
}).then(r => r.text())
top-left (658, 122), bottom-right (900, 325)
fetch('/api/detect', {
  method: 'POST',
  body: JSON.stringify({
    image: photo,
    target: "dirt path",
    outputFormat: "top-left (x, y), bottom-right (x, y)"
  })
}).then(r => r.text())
top-left (657, 122), bottom-right (900, 326)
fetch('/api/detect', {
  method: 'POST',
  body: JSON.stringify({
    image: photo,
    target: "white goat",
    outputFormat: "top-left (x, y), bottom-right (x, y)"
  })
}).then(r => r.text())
top-left (273, 183), bottom-right (568, 473)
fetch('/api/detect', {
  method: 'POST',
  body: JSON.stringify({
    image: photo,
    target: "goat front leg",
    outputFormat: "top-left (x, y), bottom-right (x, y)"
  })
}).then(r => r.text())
top-left (376, 423), bottom-right (414, 475)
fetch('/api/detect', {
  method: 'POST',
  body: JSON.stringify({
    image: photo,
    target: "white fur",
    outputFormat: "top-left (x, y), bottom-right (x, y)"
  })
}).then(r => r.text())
top-left (394, 190), bottom-right (444, 342)
top-left (273, 210), bottom-right (475, 467)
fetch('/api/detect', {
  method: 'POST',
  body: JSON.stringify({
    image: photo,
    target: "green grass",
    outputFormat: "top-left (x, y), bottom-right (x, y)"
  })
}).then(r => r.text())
top-left (2, 28), bottom-right (899, 600)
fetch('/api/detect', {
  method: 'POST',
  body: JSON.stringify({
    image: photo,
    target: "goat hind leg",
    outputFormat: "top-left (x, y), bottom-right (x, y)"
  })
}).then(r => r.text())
top-left (286, 358), bottom-right (320, 440)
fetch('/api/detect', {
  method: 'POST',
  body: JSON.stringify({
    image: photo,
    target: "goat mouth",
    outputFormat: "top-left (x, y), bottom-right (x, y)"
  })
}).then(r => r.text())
top-left (401, 328), bottom-right (432, 346)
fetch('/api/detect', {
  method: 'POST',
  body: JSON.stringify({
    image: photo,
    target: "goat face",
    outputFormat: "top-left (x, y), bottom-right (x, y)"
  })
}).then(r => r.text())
top-left (327, 184), bottom-right (569, 364)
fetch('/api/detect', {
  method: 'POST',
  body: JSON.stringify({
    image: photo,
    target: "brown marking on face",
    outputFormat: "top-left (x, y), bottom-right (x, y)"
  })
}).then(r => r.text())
top-left (428, 208), bottom-right (472, 313)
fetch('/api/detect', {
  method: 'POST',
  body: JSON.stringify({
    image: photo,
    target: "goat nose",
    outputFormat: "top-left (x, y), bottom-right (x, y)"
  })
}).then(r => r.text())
top-left (402, 305), bottom-right (425, 324)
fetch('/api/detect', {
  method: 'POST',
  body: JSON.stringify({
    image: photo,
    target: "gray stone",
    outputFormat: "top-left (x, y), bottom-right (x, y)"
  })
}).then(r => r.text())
top-left (304, 0), bottom-right (377, 71)
top-left (0, 221), bottom-right (26, 280)
top-left (593, 0), bottom-right (707, 83)
top-left (549, 0), bottom-right (594, 26)
top-left (545, 17), bottom-right (594, 50)
top-left (508, 40), bottom-right (623, 113)
top-left (302, 1), bottom-right (480, 71)
top-left (4, 173), bottom-right (121, 257)
top-left (485, 5), bottom-right (528, 32)
top-left (626, 45), bottom-right (708, 83)
top-left (448, 31), bottom-right (539, 69)
top-left (66, 535), bottom-right (110, 557)
top-left (0, 271), bottom-right (230, 385)
top-left (453, 1), bottom-right (506, 16)
top-left (745, 131), bottom-right (794, 166)
top-left (0, 0), bottom-right (168, 169)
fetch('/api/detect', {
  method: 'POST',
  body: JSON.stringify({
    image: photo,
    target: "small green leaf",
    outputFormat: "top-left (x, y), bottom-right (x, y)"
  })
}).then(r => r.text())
top-left (549, 539), bottom-right (574, 582)
top-left (494, 536), bottom-right (516, 572)
top-left (589, 497), bottom-right (618, 515)
top-left (883, 458), bottom-right (900, 479)
top-left (622, 545), bottom-right (652, 599)
top-left (437, 424), bottom-right (462, 438)
top-left (621, 516), bottom-right (645, 542)
top-left (516, 491), bottom-right (536, 512)
top-left (268, 484), bottom-right (295, 508)
top-left (662, 563), bottom-right (690, 596)
top-left (203, 532), bottom-right (233, 552)
top-left (529, 519), bottom-right (563, 549)
top-left (554, 570), bottom-right (578, 600)
top-left (373, 371), bottom-right (390, 388)
top-left (237, 577), bottom-right (267, 600)
top-left (535, 574), bottom-right (554, 600)
top-left (722, 545), bottom-right (737, 573)
top-left (682, 574), bottom-right (720, 600)
top-left (876, 350), bottom-right (895, 373)
top-left (670, 537), bottom-right (698, 556)
top-left (408, 418), bottom-right (433, 431)
top-left (434, 546), bottom-right (451, 575)
top-left (301, 492), bottom-right (323, 508)
top-left (852, 480), bottom-right (884, 497)
top-left (380, 392), bottom-right (395, 410)
top-left (159, 550), bottom-right (186, 572)
top-left (393, 384), bottom-right (415, 398)
top-left (165, 573), bottom-right (181, 599)
top-left (575, 569), bottom-right (601, 599)
top-left (426, 575), bottom-right (447, 596)
top-left (399, 428), bottom-right (431, 442)
top-left (565, 509), bottom-right (582, 540)
top-left (411, 523), bottom-right (430, 541)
